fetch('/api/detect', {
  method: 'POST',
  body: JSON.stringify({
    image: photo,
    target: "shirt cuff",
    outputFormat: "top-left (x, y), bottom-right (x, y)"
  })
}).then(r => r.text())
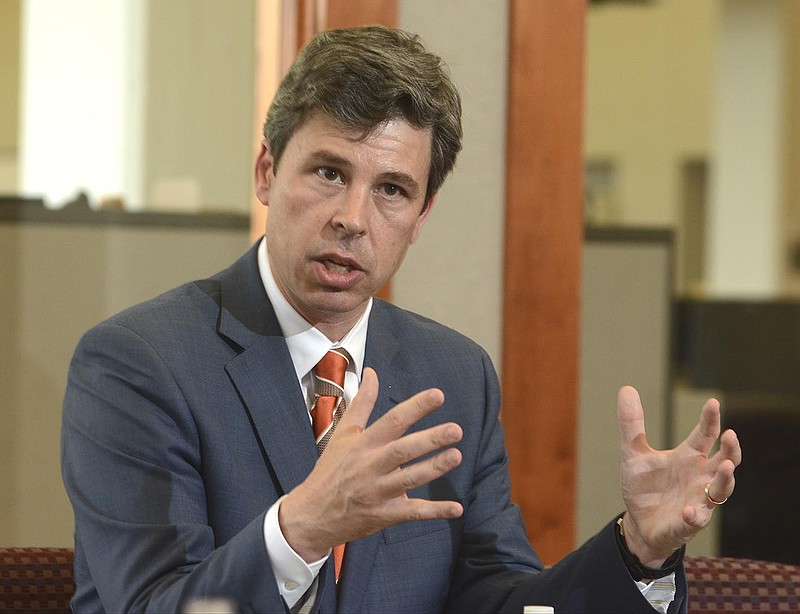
top-left (264, 495), bottom-right (329, 608)
top-left (637, 573), bottom-right (677, 613)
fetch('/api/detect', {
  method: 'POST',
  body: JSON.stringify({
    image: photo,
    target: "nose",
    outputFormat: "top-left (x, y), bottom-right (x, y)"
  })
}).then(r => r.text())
top-left (331, 187), bottom-right (369, 237)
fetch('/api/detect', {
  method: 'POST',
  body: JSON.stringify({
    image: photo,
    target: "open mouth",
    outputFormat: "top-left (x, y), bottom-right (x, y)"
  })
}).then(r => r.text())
top-left (322, 259), bottom-right (355, 274)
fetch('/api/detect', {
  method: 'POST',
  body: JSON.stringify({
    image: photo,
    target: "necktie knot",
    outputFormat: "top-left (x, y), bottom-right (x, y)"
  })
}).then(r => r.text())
top-left (314, 348), bottom-right (348, 393)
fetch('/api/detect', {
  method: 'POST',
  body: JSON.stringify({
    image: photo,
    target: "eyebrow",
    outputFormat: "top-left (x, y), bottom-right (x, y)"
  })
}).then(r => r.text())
top-left (307, 150), bottom-right (423, 198)
top-left (308, 150), bottom-right (353, 173)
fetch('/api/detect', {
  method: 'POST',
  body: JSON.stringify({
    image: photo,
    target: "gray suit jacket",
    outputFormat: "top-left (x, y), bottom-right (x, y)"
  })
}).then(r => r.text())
top-left (62, 245), bottom-right (686, 612)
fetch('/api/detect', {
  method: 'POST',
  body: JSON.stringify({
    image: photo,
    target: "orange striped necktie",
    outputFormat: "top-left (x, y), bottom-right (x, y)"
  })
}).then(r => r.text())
top-left (311, 348), bottom-right (350, 579)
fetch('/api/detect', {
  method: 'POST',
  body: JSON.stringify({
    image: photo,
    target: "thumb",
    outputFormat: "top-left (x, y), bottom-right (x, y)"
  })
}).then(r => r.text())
top-left (617, 385), bottom-right (649, 458)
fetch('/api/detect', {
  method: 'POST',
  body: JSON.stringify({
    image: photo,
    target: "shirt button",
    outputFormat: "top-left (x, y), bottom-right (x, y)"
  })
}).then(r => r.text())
top-left (284, 580), bottom-right (298, 591)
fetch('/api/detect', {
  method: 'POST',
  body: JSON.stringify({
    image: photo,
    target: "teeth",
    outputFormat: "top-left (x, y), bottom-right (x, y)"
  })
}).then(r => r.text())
top-left (324, 260), bottom-right (353, 273)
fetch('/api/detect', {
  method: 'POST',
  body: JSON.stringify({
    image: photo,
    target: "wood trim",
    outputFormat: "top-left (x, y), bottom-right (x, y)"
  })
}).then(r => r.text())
top-left (298, 0), bottom-right (327, 49)
top-left (250, 0), bottom-right (283, 244)
top-left (325, 0), bottom-right (397, 30)
top-left (502, 0), bottom-right (586, 565)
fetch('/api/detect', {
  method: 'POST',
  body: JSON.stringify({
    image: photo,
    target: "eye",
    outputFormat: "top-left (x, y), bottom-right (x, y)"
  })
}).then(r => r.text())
top-left (381, 184), bottom-right (403, 198)
top-left (318, 167), bottom-right (342, 183)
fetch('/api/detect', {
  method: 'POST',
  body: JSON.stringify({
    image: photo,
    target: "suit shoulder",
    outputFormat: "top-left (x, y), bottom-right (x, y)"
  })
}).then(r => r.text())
top-left (72, 276), bottom-right (225, 369)
top-left (104, 278), bottom-right (218, 331)
top-left (371, 298), bottom-right (487, 358)
top-left (93, 246), bottom-right (255, 336)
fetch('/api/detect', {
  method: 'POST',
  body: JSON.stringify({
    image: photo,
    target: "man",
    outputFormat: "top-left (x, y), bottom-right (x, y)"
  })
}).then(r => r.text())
top-left (62, 26), bottom-right (740, 613)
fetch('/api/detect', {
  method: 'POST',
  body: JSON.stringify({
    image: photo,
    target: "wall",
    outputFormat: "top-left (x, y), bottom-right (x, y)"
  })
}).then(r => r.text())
top-left (143, 0), bottom-right (257, 213)
top-left (0, 0), bottom-right (20, 192)
top-left (19, 0), bottom-right (147, 207)
top-left (577, 232), bottom-right (672, 545)
top-left (1, 0), bottom-right (513, 550)
top-left (14, 0), bottom-right (255, 212)
top-left (783, 1), bottom-right (800, 294)
top-left (585, 0), bottom-right (718, 296)
top-left (393, 0), bottom-right (508, 369)
top-left (585, 0), bottom-right (717, 228)
top-left (1, 0), bottom-right (761, 556)
top-left (706, 0), bottom-right (785, 297)
top-left (9, 0), bottom-right (799, 287)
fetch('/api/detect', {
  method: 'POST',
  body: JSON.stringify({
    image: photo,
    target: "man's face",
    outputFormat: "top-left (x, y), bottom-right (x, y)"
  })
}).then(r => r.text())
top-left (255, 113), bottom-right (435, 338)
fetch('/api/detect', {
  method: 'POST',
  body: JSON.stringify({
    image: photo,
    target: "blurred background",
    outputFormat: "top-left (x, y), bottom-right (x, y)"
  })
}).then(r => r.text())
top-left (1, 0), bottom-right (797, 566)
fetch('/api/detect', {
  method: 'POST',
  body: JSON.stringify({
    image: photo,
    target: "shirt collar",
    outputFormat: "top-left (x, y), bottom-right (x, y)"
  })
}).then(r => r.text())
top-left (257, 237), bottom-right (371, 381)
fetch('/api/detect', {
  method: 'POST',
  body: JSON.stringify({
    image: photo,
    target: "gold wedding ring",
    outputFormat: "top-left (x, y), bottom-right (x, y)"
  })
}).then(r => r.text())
top-left (704, 483), bottom-right (728, 506)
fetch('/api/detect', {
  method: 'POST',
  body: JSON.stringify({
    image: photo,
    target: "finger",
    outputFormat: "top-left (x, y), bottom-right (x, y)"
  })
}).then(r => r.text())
top-left (379, 447), bottom-right (463, 499)
top-left (367, 387), bottom-right (445, 445)
top-left (386, 497), bottom-right (464, 524)
top-left (338, 367), bottom-right (379, 430)
top-left (704, 458), bottom-right (736, 509)
top-left (373, 422), bottom-right (463, 474)
top-left (684, 398), bottom-right (721, 455)
top-left (720, 429), bottom-right (742, 467)
top-left (617, 386), bottom-right (649, 458)
top-left (706, 428), bottom-right (743, 474)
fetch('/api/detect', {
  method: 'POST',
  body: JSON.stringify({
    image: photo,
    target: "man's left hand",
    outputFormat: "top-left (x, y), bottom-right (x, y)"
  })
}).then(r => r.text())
top-left (616, 386), bottom-right (742, 567)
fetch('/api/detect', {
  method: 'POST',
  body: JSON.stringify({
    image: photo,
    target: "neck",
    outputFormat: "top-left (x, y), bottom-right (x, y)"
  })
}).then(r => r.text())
top-left (313, 313), bottom-right (362, 343)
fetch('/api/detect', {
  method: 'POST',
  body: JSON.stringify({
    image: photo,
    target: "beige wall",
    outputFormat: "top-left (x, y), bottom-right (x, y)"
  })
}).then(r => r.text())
top-left (144, 0), bottom-right (257, 212)
top-left (577, 237), bottom-right (671, 544)
top-left (586, 0), bottom-right (800, 298)
top-left (11, 0), bottom-right (256, 211)
top-left (394, 0), bottom-right (508, 369)
top-left (585, 0), bottom-right (717, 228)
top-left (0, 0), bottom-right (20, 192)
top-left (586, 0), bottom-right (717, 298)
top-left (783, 2), bottom-right (800, 294)
top-left (707, 0), bottom-right (785, 297)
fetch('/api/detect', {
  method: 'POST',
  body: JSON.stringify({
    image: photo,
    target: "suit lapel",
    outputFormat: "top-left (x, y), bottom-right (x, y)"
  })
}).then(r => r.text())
top-left (211, 246), bottom-right (318, 494)
top-left (209, 254), bottom-right (413, 611)
top-left (225, 337), bottom-right (318, 493)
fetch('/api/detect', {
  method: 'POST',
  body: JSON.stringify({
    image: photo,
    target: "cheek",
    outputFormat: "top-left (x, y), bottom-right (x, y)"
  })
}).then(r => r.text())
top-left (272, 199), bottom-right (325, 241)
top-left (377, 213), bottom-right (421, 247)
top-left (376, 233), bottom-right (414, 271)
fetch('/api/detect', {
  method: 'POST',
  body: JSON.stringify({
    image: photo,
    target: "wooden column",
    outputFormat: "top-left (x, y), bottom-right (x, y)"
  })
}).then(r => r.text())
top-left (502, 0), bottom-right (586, 565)
top-left (325, 0), bottom-right (397, 30)
top-left (250, 0), bottom-right (283, 245)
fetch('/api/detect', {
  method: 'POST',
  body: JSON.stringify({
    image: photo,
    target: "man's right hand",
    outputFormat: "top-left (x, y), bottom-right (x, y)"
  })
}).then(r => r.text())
top-left (278, 367), bottom-right (464, 563)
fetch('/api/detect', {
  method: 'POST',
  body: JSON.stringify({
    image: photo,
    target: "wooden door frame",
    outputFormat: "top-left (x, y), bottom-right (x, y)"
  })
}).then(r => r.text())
top-left (503, 0), bottom-right (586, 564)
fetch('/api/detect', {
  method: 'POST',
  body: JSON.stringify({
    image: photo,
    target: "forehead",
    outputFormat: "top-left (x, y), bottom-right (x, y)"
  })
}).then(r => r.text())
top-left (287, 113), bottom-right (432, 178)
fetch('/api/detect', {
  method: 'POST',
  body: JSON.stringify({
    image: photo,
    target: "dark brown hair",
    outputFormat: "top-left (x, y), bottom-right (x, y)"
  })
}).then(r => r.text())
top-left (263, 26), bottom-right (462, 205)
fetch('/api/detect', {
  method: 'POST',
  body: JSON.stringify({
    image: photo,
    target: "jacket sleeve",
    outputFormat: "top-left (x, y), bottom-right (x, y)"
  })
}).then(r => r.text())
top-left (497, 520), bottom-right (688, 614)
top-left (61, 321), bottom-right (295, 613)
top-left (445, 349), bottom-right (688, 614)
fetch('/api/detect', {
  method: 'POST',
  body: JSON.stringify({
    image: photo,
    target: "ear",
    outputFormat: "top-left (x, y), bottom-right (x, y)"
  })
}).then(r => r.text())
top-left (410, 192), bottom-right (438, 245)
top-left (254, 138), bottom-right (275, 206)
